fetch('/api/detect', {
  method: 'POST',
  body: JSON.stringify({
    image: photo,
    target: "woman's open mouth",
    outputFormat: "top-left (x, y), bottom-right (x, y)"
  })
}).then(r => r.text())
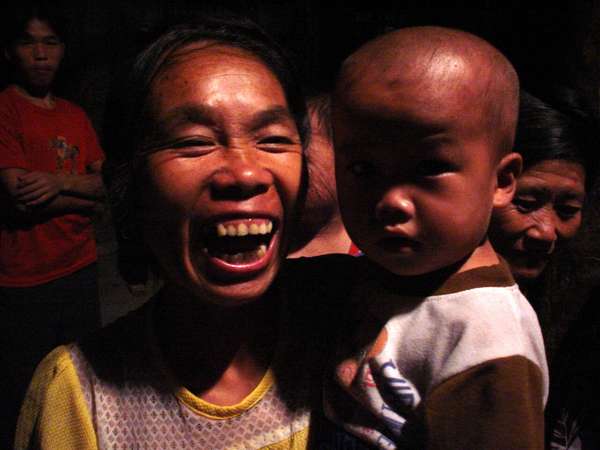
top-left (200, 217), bottom-right (278, 279)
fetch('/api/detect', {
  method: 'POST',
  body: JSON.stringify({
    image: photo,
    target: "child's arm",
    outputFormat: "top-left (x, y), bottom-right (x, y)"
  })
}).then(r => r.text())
top-left (424, 355), bottom-right (545, 449)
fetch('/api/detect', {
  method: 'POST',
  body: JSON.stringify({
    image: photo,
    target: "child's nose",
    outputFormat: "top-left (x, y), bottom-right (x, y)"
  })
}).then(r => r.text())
top-left (374, 188), bottom-right (415, 224)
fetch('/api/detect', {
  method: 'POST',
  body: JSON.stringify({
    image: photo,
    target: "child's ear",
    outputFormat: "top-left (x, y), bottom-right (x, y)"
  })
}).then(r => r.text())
top-left (493, 152), bottom-right (522, 208)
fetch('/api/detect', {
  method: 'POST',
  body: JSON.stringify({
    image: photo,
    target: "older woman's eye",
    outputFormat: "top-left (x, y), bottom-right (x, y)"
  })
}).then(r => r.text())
top-left (556, 204), bottom-right (582, 220)
top-left (513, 196), bottom-right (540, 213)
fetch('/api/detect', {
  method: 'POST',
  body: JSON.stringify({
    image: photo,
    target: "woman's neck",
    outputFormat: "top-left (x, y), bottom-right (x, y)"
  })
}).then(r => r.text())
top-left (289, 212), bottom-right (351, 258)
top-left (155, 284), bottom-right (279, 405)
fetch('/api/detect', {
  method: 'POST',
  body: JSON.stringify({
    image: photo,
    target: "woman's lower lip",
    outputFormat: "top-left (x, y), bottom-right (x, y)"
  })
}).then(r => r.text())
top-left (204, 233), bottom-right (278, 280)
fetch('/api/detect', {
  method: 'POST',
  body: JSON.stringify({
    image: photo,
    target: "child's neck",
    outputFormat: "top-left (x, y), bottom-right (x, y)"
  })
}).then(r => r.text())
top-left (454, 238), bottom-right (499, 274)
top-left (372, 238), bottom-right (500, 295)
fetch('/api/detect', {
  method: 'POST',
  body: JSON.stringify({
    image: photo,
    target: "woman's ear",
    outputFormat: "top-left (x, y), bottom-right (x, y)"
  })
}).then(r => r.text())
top-left (493, 152), bottom-right (522, 208)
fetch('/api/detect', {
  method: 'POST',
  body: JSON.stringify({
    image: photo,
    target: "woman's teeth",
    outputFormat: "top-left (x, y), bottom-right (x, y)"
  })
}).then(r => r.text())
top-left (204, 219), bottom-right (274, 265)
top-left (216, 220), bottom-right (273, 237)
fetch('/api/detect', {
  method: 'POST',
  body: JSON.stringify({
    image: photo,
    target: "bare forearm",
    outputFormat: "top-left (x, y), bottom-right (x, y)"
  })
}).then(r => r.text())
top-left (4, 194), bottom-right (99, 226)
top-left (34, 194), bottom-right (99, 216)
top-left (59, 172), bottom-right (105, 200)
top-left (2, 167), bottom-right (104, 222)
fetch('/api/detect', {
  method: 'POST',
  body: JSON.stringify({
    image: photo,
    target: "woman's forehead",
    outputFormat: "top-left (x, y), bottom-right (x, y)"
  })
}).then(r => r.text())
top-left (520, 159), bottom-right (586, 195)
top-left (159, 42), bottom-right (267, 78)
top-left (148, 43), bottom-right (280, 103)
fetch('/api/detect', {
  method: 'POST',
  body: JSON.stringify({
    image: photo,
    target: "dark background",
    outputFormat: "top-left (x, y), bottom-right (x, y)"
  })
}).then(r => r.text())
top-left (2, 1), bottom-right (599, 132)
top-left (2, 1), bottom-right (600, 357)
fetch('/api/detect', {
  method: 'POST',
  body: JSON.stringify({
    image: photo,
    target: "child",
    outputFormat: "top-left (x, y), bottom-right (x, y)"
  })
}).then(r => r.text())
top-left (325, 26), bottom-right (548, 449)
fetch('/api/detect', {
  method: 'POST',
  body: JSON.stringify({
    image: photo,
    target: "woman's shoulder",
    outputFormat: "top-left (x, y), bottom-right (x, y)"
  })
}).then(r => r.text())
top-left (283, 254), bottom-right (364, 283)
top-left (15, 345), bottom-right (98, 450)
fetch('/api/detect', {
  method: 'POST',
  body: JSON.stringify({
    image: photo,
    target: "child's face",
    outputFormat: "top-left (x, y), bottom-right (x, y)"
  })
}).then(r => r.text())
top-left (334, 78), bottom-right (501, 276)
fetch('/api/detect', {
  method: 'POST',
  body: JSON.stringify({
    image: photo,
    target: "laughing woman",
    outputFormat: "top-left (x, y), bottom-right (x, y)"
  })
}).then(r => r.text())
top-left (15, 17), bottom-right (336, 450)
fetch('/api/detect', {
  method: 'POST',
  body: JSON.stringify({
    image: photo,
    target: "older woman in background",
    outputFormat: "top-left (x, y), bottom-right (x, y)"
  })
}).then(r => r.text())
top-left (489, 88), bottom-right (595, 298)
top-left (489, 87), bottom-right (598, 449)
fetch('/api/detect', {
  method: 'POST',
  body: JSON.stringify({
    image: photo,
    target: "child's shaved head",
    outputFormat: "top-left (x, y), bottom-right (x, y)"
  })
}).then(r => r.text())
top-left (332, 26), bottom-right (522, 276)
top-left (336, 26), bottom-right (519, 159)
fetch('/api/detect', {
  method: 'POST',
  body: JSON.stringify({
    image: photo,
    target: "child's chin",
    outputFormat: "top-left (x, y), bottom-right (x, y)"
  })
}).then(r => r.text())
top-left (374, 257), bottom-right (430, 277)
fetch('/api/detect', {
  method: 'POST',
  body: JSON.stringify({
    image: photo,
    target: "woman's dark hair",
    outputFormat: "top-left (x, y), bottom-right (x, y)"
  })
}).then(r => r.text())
top-left (516, 88), bottom-right (599, 192)
top-left (102, 15), bottom-right (309, 276)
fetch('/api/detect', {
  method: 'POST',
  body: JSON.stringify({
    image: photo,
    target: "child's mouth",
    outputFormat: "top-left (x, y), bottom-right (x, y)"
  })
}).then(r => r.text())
top-left (378, 236), bottom-right (420, 253)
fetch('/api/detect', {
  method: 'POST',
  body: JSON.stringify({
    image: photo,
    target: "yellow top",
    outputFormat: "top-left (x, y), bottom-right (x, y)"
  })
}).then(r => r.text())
top-left (15, 346), bottom-right (98, 450)
top-left (15, 299), bottom-right (312, 450)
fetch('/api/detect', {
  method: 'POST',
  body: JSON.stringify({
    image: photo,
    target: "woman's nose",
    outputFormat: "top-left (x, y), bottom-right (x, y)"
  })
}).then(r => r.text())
top-left (375, 187), bottom-right (415, 224)
top-left (524, 213), bottom-right (558, 254)
top-left (210, 153), bottom-right (272, 200)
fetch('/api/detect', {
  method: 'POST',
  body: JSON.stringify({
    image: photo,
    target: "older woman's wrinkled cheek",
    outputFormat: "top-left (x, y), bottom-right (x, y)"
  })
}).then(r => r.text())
top-left (489, 204), bottom-right (529, 250)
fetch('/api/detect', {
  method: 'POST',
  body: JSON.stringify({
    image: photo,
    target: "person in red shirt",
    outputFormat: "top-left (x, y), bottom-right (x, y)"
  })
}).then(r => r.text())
top-left (0, 4), bottom-right (104, 447)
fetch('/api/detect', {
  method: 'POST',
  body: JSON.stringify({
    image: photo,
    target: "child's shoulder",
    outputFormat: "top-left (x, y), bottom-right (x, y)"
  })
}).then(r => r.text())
top-left (420, 261), bottom-right (533, 330)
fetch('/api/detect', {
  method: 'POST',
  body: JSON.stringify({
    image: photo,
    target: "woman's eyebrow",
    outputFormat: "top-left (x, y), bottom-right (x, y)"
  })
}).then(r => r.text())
top-left (247, 106), bottom-right (295, 132)
top-left (160, 103), bottom-right (216, 131)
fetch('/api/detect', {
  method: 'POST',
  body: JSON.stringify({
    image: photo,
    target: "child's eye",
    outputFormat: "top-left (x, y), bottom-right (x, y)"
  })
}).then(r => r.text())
top-left (414, 159), bottom-right (455, 177)
top-left (347, 161), bottom-right (376, 177)
top-left (513, 195), bottom-right (540, 213)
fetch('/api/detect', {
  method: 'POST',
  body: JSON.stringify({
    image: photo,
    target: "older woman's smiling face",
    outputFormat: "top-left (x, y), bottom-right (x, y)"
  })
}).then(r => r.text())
top-left (139, 44), bottom-right (303, 306)
top-left (490, 159), bottom-right (585, 282)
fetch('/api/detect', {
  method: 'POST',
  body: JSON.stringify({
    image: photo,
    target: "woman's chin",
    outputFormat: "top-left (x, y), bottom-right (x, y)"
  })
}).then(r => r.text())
top-left (186, 256), bottom-right (281, 308)
top-left (512, 264), bottom-right (546, 284)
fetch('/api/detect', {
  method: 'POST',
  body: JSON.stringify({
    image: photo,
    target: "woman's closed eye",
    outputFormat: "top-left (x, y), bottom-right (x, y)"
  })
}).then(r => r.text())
top-left (257, 135), bottom-right (298, 152)
top-left (168, 137), bottom-right (217, 156)
top-left (556, 203), bottom-right (582, 220)
top-left (513, 195), bottom-right (541, 213)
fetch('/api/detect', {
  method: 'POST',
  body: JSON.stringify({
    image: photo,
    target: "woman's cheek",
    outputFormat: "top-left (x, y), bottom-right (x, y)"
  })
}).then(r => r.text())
top-left (493, 204), bottom-right (526, 235)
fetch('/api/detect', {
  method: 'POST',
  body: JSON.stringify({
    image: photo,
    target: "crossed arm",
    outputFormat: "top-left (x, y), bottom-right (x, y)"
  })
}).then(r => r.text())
top-left (0, 160), bottom-right (105, 221)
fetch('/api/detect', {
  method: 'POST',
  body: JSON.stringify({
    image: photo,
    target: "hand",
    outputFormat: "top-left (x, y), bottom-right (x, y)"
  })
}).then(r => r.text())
top-left (16, 171), bottom-right (63, 206)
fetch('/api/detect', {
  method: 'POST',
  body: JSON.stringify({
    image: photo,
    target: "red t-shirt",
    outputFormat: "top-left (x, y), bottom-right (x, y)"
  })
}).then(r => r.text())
top-left (0, 86), bottom-right (104, 286)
